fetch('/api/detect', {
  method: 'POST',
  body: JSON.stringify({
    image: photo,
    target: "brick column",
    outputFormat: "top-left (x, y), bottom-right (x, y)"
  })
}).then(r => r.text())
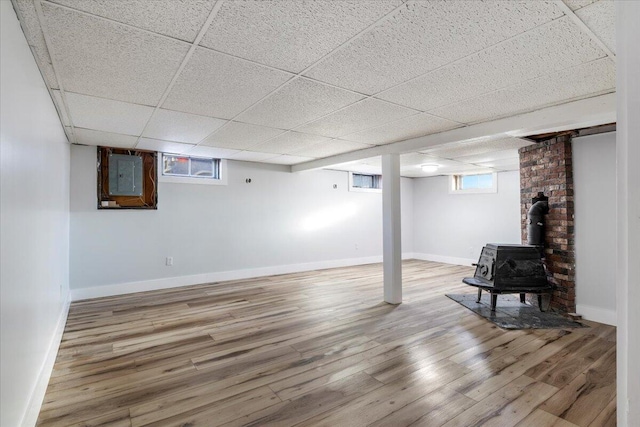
top-left (519, 134), bottom-right (575, 313)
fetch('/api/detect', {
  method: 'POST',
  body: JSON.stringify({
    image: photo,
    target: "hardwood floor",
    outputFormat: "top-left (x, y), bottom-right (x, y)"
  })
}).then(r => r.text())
top-left (37, 260), bottom-right (616, 427)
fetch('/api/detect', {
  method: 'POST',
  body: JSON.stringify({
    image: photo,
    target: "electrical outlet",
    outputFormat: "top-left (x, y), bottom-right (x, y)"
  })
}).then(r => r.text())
top-left (166, 257), bottom-right (173, 266)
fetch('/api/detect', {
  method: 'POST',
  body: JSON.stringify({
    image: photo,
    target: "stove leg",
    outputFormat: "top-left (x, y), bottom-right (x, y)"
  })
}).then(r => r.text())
top-left (477, 288), bottom-right (482, 303)
top-left (520, 293), bottom-right (526, 304)
top-left (491, 293), bottom-right (497, 312)
top-left (538, 294), bottom-right (545, 312)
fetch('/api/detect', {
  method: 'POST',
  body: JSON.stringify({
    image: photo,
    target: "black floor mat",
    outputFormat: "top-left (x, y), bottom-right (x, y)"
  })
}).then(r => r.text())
top-left (446, 293), bottom-right (587, 330)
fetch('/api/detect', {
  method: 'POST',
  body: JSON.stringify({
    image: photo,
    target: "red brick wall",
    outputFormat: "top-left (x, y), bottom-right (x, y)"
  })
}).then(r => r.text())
top-left (519, 135), bottom-right (575, 313)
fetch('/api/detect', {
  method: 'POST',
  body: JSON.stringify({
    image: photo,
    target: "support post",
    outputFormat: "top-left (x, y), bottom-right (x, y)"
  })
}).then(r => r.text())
top-left (382, 153), bottom-right (402, 304)
top-left (616, 2), bottom-right (640, 425)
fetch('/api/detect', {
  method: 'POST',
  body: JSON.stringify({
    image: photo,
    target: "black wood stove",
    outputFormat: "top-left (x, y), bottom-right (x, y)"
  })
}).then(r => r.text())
top-left (463, 244), bottom-right (553, 312)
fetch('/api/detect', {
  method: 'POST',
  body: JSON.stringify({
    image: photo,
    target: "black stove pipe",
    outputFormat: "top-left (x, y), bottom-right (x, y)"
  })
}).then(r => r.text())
top-left (527, 199), bottom-right (549, 248)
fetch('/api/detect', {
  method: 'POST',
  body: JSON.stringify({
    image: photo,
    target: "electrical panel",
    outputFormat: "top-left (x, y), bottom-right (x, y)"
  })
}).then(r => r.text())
top-left (108, 154), bottom-right (143, 196)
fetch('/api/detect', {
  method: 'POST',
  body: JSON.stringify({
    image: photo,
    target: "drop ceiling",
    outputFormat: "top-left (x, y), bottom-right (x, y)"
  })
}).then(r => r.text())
top-left (12, 0), bottom-right (616, 177)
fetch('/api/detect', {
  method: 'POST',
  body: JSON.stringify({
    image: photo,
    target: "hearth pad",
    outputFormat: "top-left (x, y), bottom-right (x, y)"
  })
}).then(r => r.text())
top-left (446, 293), bottom-right (587, 330)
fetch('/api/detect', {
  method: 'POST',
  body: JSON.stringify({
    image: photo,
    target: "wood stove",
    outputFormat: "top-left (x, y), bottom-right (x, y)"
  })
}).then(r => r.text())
top-left (463, 244), bottom-right (553, 312)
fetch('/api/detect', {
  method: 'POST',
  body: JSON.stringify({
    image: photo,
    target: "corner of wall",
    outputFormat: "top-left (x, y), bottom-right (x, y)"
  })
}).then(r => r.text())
top-left (21, 296), bottom-right (71, 426)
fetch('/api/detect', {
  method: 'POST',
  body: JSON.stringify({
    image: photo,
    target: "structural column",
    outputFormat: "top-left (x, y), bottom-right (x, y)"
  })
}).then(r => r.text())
top-left (616, 1), bottom-right (640, 425)
top-left (382, 153), bottom-right (402, 304)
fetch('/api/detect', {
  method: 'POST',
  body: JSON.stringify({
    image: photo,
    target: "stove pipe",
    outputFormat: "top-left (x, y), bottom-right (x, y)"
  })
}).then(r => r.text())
top-left (527, 192), bottom-right (549, 248)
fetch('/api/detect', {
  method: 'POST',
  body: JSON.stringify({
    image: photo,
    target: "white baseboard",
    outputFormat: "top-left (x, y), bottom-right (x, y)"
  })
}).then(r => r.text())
top-left (576, 303), bottom-right (617, 326)
top-left (412, 252), bottom-right (475, 267)
top-left (72, 255), bottom-right (420, 301)
top-left (21, 292), bottom-right (71, 427)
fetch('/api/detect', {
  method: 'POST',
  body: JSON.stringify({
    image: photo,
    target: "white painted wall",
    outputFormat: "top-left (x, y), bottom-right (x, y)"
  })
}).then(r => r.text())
top-left (412, 171), bottom-right (522, 265)
top-left (0, 3), bottom-right (71, 426)
top-left (572, 132), bottom-right (617, 325)
top-left (70, 145), bottom-right (414, 298)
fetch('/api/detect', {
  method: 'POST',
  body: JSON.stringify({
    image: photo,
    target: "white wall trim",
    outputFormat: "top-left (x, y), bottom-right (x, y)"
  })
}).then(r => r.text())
top-left (412, 252), bottom-right (475, 267)
top-left (576, 304), bottom-right (617, 327)
top-left (72, 254), bottom-right (415, 301)
top-left (21, 294), bottom-right (71, 427)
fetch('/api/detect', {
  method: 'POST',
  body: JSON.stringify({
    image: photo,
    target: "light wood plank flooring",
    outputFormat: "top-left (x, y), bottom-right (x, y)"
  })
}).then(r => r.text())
top-left (37, 260), bottom-right (616, 426)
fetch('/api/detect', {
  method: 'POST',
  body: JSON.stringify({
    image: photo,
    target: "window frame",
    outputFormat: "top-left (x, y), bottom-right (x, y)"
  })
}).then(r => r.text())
top-left (158, 154), bottom-right (228, 186)
top-left (449, 172), bottom-right (497, 194)
top-left (349, 172), bottom-right (383, 193)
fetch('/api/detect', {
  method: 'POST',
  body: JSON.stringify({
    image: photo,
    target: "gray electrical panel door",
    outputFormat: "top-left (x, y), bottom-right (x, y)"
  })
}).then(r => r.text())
top-left (108, 154), bottom-right (143, 196)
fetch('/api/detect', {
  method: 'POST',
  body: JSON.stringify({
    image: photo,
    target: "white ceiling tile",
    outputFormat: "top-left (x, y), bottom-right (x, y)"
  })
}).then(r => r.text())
top-left (252, 131), bottom-right (332, 155)
top-left (292, 140), bottom-right (373, 158)
top-left (266, 155), bottom-right (315, 165)
top-left (399, 153), bottom-right (441, 167)
top-left (41, 2), bottom-right (190, 106)
top-left (576, 1), bottom-right (616, 54)
top-left (422, 137), bottom-right (532, 158)
top-left (74, 128), bottom-right (138, 148)
top-left (236, 78), bottom-right (364, 129)
top-left (51, 90), bottom-right (70, 126)
top-left (378, 16), bottom-right (605, 111)
top-left (563, 0), bottom-right (599, 11)
top-left (187, 145), bottom-right (240, 159)
top-left (66, 92), bottom-right (154, 135)
top-left (50, 0), bottom-right (216, 42)
top-left (474, 158), bottom-right (521, 171)
top-left (453, 149), bottom-right (521, 164)
top-left (230, 151), bottom-right (279, 162)
top-left (136, 138), bottom-right (195, 154)
top-left (305, 1), bottom-right (564, 94)
top-left (296, 98), bottom-right (417, 138)
top-left (201, 0), bottom-right (401, 73)
top-left (344, 113), bottom-right (461, 145)
top-left (13, 0), bottom-right (60, 89)
top-left (163, 47), bottom-right (293, 119)
top-left (201, 121), bottom-right (286, 150)
top-left (142, 109), bottom-right (226, 144)
top-left (429, 58), bottom-right (616, 124)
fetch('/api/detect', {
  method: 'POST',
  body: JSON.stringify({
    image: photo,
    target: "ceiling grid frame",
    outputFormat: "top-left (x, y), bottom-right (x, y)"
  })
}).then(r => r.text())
top-left (32, 0), bottom-right (77, 143)
top-left (183, 0), bottom-right (412, 157)
top-left (557, 0), bottom-right (616, 61)
top-left (15, 0), bottom-right (616, 177)
top-left (132, 0), bottom-right (225, 150)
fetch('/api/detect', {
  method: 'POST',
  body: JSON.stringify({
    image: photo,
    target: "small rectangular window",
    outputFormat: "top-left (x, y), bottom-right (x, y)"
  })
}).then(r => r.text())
top-left (450, 172), bottom-right (497, 194)
top-left (162, 154), bottom-right (220, 179)
top-left (350, 172), bottom-right (382, 192)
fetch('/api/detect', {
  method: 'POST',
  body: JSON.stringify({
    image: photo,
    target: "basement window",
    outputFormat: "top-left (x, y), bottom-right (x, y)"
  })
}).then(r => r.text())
top-left (349, 172), bottom-right (382, 193)
top-left (159, 154), bottom-right (227, 185)
top-left (450, 172), bottom-right (497, 194)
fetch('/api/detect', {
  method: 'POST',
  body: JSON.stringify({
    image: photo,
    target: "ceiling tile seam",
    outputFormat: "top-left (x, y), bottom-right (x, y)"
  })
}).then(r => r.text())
top-left (194, 44), bottom-right (299, 76)
top-left (421, 56), bottom-right (614, 120)
top-left (33, 0), bottom-right (77, 144)
top-left (227, 151), bottom-right (278, 161)
top-left (287, 140), bottom-right (376, 158)
top-left (10, 1), bottom-right (70, 142)
top-left (335, 112), bottom-right (465, 144)
top-left (247, 106), bottom-right (467, 154)
top-left (369, 11), bottom-right (604, 102)
top-left (133, 1), bottom-right (225, 149)
top-left (40, 0), bottom-right (197, 45)
top-left (556, 0), bottom-right (616, 61)
top-left (444, 87), bottom-right (616, 128)
top-left (293, 1), bottom-right (409, 78)
top-left (290, 93), bottom-right (611, 172)
top-left (73, 126), bottom-right (140, 138)
top-left (186, 1), bottom-right (410, 153)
